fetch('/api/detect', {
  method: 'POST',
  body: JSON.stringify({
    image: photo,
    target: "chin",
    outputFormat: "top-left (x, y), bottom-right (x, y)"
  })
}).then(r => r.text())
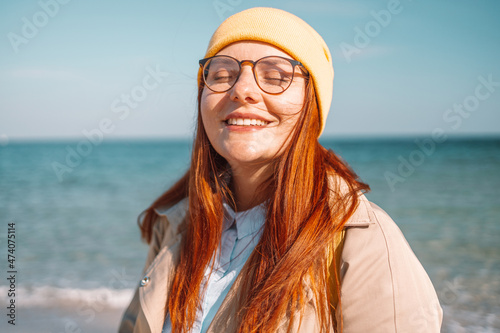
top-left (223, 149), bottom-right (269, 166)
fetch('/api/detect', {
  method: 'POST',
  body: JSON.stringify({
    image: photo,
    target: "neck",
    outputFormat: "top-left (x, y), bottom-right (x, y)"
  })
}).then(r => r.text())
top-left (230, 163), bottom-right (272, 211)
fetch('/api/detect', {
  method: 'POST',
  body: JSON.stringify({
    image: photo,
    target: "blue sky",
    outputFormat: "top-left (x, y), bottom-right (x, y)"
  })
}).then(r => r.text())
top-left (1, 0), bottom-right (499, 141)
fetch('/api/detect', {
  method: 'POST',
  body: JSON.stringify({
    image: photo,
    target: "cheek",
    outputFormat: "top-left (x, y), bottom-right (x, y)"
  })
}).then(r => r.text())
top-left (200, 90), bottom-right (228, 153)
top-left (200, 90), bottom-right (217, 129)
top-left (271, 90), bottom-right (305, 125)
top-left (200, 88), bottom-right (210, 117)
top-left (200, 88), bottom-right (226, 115)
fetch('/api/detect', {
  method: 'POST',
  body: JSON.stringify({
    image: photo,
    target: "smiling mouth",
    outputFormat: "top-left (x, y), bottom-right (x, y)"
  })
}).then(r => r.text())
top-left (225, 118), bottom-right (270, 126)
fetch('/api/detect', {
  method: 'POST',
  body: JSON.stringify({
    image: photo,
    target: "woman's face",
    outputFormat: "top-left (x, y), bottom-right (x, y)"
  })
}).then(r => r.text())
top-left (200, 41), bottom-right (307, 172)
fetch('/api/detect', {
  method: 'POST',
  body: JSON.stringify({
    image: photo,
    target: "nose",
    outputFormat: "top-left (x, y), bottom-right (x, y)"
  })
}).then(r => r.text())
top-left (229, 65), bottom-right (260, 103)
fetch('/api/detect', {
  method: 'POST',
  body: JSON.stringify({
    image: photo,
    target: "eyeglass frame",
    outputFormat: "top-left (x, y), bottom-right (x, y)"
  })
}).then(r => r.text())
top-left (199, 55), bottom-right (308, 95)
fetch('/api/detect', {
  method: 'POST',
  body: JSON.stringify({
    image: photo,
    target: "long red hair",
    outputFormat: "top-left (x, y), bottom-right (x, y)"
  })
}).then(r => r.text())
top-left (139, 77), bottom-right (369, 332)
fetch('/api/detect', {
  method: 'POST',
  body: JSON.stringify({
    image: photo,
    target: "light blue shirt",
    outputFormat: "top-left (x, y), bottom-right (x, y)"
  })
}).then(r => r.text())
top-left (162, 202), bottom-right (266, 333)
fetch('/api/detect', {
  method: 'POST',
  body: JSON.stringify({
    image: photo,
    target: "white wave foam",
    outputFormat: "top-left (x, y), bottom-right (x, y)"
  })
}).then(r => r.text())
top-left (0, 285), bottom-right (134, 309)
top-left (441, 305), bottom-right (500, 332)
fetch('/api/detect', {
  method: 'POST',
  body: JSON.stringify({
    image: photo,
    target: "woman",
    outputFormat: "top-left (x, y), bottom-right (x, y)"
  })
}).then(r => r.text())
top-left (119, 7), bottom-right (442, 333)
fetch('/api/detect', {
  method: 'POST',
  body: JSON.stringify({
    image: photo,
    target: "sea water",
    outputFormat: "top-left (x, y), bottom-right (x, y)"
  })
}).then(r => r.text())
top-left (0, 138), bottom-right (499, 332)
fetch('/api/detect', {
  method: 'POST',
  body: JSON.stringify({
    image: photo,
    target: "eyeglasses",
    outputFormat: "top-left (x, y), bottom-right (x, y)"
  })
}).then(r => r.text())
top-left (199, 55), bottom-right (307, 94)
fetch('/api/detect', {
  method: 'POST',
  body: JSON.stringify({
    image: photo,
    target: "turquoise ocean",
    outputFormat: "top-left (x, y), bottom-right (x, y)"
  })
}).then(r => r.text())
top-left (0, 138), bottom-right (499, 332)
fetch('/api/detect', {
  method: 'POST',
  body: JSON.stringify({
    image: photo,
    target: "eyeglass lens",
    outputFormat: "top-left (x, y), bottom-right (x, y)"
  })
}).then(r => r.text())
top-left (203, 56), bottom-right (296, 94)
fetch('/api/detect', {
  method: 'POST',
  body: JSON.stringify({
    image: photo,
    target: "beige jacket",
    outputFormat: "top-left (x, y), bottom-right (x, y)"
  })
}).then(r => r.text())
top-left (118, 193), bottom-right (442, 333)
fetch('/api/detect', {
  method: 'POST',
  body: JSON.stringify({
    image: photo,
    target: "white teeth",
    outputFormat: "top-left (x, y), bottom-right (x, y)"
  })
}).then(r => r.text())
top-left (226, 118), bottom-right (268, 126)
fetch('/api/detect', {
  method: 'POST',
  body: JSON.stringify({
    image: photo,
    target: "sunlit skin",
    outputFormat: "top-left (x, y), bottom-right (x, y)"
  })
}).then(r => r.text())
top-left (200, 41), bottom-right (307, 210)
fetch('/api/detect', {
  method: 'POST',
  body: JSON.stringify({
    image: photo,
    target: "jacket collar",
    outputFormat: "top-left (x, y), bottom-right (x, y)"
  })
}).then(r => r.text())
top-left (328, 172), bottom-right (374, 228)
top-left (344, 192), bottom-right (375, 227)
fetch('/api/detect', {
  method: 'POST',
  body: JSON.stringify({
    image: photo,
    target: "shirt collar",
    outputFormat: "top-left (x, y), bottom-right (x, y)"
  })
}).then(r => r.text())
top-left (222, 202), bottom-right (266, 239)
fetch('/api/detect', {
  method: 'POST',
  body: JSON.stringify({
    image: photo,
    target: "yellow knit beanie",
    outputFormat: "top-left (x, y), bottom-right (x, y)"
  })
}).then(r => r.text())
top-left (200, 7), bottom-right (334, 135)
